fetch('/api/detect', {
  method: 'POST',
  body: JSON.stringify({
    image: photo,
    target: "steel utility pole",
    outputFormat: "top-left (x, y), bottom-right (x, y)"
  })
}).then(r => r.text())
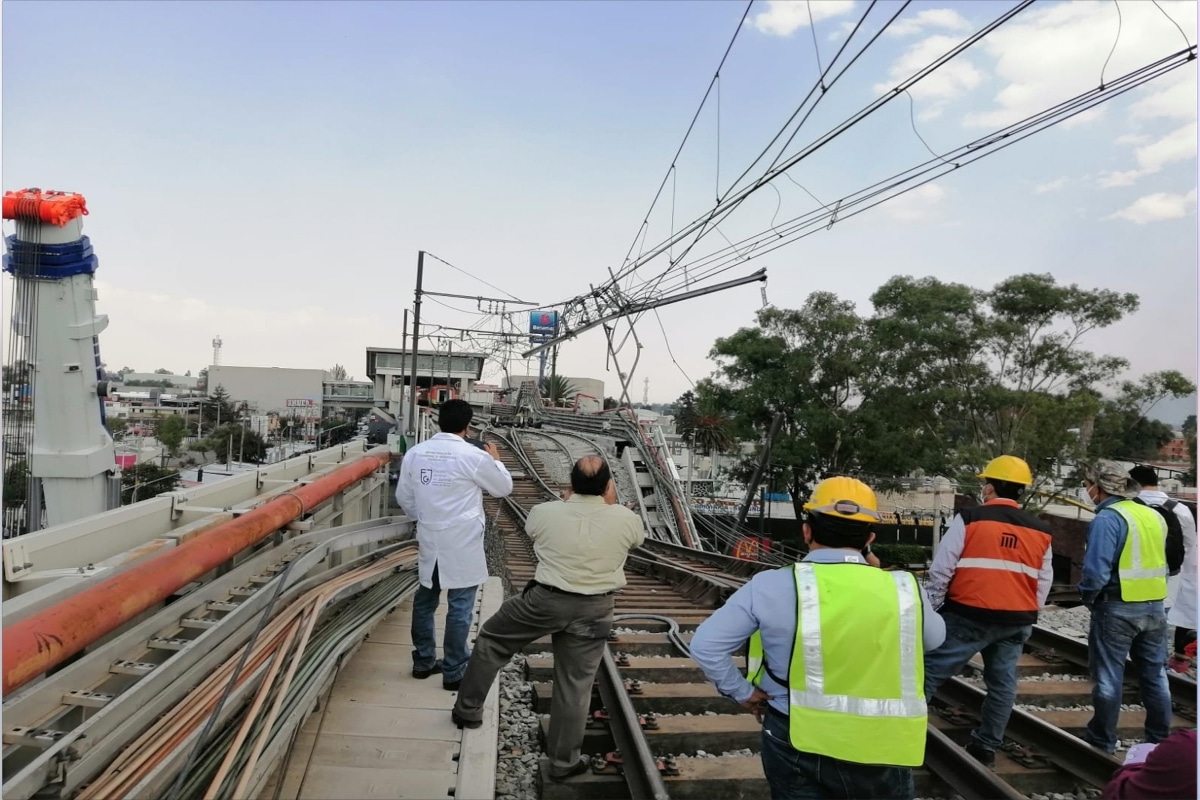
top-left (399, 307), bottom-right (409, 421)
top-left (407, 251), bottom-right (424, 438)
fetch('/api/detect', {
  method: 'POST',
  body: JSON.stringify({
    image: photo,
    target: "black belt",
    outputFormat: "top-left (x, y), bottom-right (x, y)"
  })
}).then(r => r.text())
top-left (525, 580), bottom-right (615, 598)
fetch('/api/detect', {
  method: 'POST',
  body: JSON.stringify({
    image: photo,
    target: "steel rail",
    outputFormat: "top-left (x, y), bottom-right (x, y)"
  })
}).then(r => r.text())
top-left (937, 676), bottom-right (1122, 788)
top-left (1028, 624), bottom-right (1197, 713)
top-left (923, 724), bottom-right (1027, 800)
top-left (596, 647), bottom-right (671, 800)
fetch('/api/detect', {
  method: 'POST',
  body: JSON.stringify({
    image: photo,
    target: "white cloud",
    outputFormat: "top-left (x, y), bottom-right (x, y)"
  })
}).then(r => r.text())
top-left (1035, 177), bottom-right (1067, 194)
top-left (884, 183), bottom-right (947, 221)
top-left (1107, 188), bottom-right (1197, 223)
top-left (827, 20), bottom-right (856, 42)
top-left (885, 8), bottom-right (971, 37)
top-left (963, 0), bottom-right (1198, 129)
top-left (873, 34), bottom-right (984, 118)
top-left (1130, 69), bottom-right (1198, 122)
top-left (748, 0), bottom-right (857, 37)
top-left (1116, 134), bottom-right (1152, 145)
top-left (1099, 121), bottom-right (1198, 186)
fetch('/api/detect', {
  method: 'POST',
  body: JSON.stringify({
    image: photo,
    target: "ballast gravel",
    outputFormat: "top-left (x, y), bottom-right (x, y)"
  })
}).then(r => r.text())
top-left (494, 654), bottom-right (542, 800)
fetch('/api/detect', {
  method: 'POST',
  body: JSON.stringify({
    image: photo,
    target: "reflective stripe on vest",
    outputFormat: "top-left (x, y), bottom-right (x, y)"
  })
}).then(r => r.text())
top-left (945, 502), bottom-right (1051, 614)
top-left (1110, 501), bottom-right (1168, 601)
top-left (786, 563), bottom-right (927, 767)
top-left (955, 557), bottom-right (1039, 578)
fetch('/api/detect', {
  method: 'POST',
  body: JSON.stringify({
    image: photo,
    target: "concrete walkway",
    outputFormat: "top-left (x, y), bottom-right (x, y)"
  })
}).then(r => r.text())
top-left (263, 577), bottom-right (503, 799)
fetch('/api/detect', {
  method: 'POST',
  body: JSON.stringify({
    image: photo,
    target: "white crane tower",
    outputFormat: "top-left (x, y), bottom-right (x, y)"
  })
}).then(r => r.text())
top-left (3, 188), bottom-right (117, 529)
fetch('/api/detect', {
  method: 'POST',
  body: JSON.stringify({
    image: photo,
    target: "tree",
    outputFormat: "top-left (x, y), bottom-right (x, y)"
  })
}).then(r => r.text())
top-left (118, 367), bottom-right (135, 377)
top-left (540, 374), bottom-right (578, 406)
top-left (700, 273), bottom-right (1145, 513)
top-left (121, 462), bottom-right (180, 504)
top-left (674, 391), bottom-right (698, 439)
top-left (1087, 372), bottom-right (1196, 461)
top-left (157, 415), bottom-right (187, 456)
top-left (197, 368), bottom-right (209, 392)
top-left (185, 370), bottom-right (192, 377)
top-left (603, 397), bottom-right (619, 410)
top-left (206, 423), bottom-right (268, 464)
top-left (2, 360), bottom-right (30, 392)
top-left (107, 416), bottom-right (129, 437)
top-left (154, 368), bottom-right (172, 375)
top-left (327, 364), bottom-right (349, 381)
top-left (204, 384), bottom-right (236, 427)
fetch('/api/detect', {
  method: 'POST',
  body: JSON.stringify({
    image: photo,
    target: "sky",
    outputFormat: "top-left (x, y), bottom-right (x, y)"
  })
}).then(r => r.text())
top-left (2, 0), bottom-right (1197, 416)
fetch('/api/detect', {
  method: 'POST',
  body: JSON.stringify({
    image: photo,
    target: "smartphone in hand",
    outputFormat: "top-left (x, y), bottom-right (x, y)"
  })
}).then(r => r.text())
top-left (465, 438), bottom-right (488, 450)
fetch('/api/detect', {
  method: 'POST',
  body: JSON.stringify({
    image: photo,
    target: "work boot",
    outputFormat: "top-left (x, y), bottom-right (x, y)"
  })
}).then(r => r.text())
top-left (965, 741), bottom-right (995, 768)
top-left (548, 756), bottom-right (591, 781)
top-left (412, 662), bottom-right (443, 680)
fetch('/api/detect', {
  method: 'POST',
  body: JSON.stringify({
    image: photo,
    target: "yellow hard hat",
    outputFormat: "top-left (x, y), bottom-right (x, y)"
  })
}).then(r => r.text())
top-left (978, 455), bottom-right (1033, 486)
top-left (802, 476), bottom-right (880, 523)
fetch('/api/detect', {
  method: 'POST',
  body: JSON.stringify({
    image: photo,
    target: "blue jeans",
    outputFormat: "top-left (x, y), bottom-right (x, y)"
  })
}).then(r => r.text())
top-left (923, 611), bottom-right (1031, 751)
top-left (410, 563), bottom-right (478, 683)
top-left (1084, 600), bottom-right (1172, 753)
top-left (761, 709), bottom-right (914, 799)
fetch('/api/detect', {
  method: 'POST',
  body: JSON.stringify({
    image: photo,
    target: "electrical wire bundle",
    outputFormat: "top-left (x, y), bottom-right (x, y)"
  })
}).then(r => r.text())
top-left (76, 546), bottom-right (419, 800)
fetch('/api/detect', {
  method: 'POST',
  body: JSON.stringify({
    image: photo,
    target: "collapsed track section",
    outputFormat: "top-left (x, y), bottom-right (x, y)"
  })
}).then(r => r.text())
top-left (486, 423), bottom-right (1198, 799)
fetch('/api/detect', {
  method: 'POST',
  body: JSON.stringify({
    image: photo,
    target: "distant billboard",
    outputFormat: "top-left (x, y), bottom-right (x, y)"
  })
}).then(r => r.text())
top-left (286, 398), bottom-right (317, 408)
top-left (529, 310), bottom-right (558, 339)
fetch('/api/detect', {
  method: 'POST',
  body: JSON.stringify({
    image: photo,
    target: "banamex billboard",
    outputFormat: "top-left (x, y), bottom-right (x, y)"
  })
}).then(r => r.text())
top-left (529, 310), bottom-right (558, 339)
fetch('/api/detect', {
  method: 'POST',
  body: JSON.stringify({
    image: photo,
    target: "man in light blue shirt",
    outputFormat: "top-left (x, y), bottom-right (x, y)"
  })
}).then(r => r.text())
top-left (691, 476), bottom-right (945, 799)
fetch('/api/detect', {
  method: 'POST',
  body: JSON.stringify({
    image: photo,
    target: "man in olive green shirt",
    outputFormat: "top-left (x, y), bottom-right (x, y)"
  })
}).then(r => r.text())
top-left (450, 456), bottom-right (645, 781)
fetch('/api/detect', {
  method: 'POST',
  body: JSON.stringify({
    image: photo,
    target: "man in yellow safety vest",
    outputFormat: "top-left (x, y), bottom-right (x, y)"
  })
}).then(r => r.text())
top-left (690, 477), bottom-right (946, 799)
top-left (1077, 459), bottom-right (1172, 753)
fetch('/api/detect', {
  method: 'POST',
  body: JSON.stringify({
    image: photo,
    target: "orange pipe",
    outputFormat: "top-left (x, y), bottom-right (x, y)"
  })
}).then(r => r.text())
top-left (3, 452), bottom-right (388, 695)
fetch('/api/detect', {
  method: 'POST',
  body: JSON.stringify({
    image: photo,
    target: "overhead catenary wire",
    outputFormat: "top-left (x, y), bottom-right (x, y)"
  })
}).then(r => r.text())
top-left (616, 0), bottom-right (756, 275)
top-left (635, 44), bottom-right (1195, 301)
top-left (613, 0), bottom-right (1034, 301)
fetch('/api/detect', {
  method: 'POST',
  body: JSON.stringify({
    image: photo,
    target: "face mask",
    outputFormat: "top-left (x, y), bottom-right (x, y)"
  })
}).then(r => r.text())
top-left (1077, 486), bottom-right (1094, 507)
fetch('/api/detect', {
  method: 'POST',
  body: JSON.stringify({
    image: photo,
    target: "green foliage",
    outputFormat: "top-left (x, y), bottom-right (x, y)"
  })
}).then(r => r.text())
top-left (327, 364), bottom-right (348, 381)
top-left (107, 416), bottom-right (129, 437)
top-left (122, 379), bottom-right (173, 388)
top-left (204, 384), bottom-right (236, 427)
top-left (153, 368), bottom-right (172, 374)
top-left (701, 273), bottom-right (1144, 511)
top-left (157, 415), bottom-right (187, 456)
top-left (121, 462), bottom-right (180, 505)
top-left (1086, 371), bottom-right (1195, 462)
top-left (540, 374), bottom-right (578, 406)
top-left (603, 397), bottom-right (619, 410)
top-left (206, 423), bottom-right (268, 464)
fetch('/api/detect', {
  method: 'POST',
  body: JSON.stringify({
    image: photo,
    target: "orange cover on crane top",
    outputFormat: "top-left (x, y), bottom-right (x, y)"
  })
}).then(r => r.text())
top-left (2, 188), bottom-right (89, 226)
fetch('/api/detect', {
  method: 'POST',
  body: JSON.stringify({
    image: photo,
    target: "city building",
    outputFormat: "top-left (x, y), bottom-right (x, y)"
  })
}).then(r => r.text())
top-left (206, 365), bottom-right (325, 415)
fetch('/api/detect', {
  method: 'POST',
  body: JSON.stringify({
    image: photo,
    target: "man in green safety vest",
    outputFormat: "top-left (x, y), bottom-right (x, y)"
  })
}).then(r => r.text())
top-left (1077, 459), bottom-right (1173, 753)
top-left (690, 477), bottom-right (946, 799)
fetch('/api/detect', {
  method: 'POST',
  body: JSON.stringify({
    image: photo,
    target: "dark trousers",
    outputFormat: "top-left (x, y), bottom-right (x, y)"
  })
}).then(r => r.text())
top-left (761, 708), bottom-right (914, 799)
top-left (451, 584), bottom-right (614, 773)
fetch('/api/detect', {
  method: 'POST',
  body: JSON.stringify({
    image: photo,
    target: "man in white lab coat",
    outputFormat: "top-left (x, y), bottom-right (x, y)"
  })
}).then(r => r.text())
top-left (396, 400), bottom-right (513, 689)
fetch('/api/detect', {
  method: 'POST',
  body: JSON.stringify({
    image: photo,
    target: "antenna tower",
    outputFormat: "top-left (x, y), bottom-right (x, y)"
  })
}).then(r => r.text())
top-left (212, 335), bottom-right (223, 366)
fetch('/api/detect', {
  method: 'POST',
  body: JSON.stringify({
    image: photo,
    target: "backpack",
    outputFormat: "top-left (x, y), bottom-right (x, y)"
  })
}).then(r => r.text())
top-left (1132, 497), bottom-right (1185, 576)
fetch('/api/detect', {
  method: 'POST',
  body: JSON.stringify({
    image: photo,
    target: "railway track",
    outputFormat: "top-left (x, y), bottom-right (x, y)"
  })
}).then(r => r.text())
top-left (482, 424), bottom-right (1199, 800)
